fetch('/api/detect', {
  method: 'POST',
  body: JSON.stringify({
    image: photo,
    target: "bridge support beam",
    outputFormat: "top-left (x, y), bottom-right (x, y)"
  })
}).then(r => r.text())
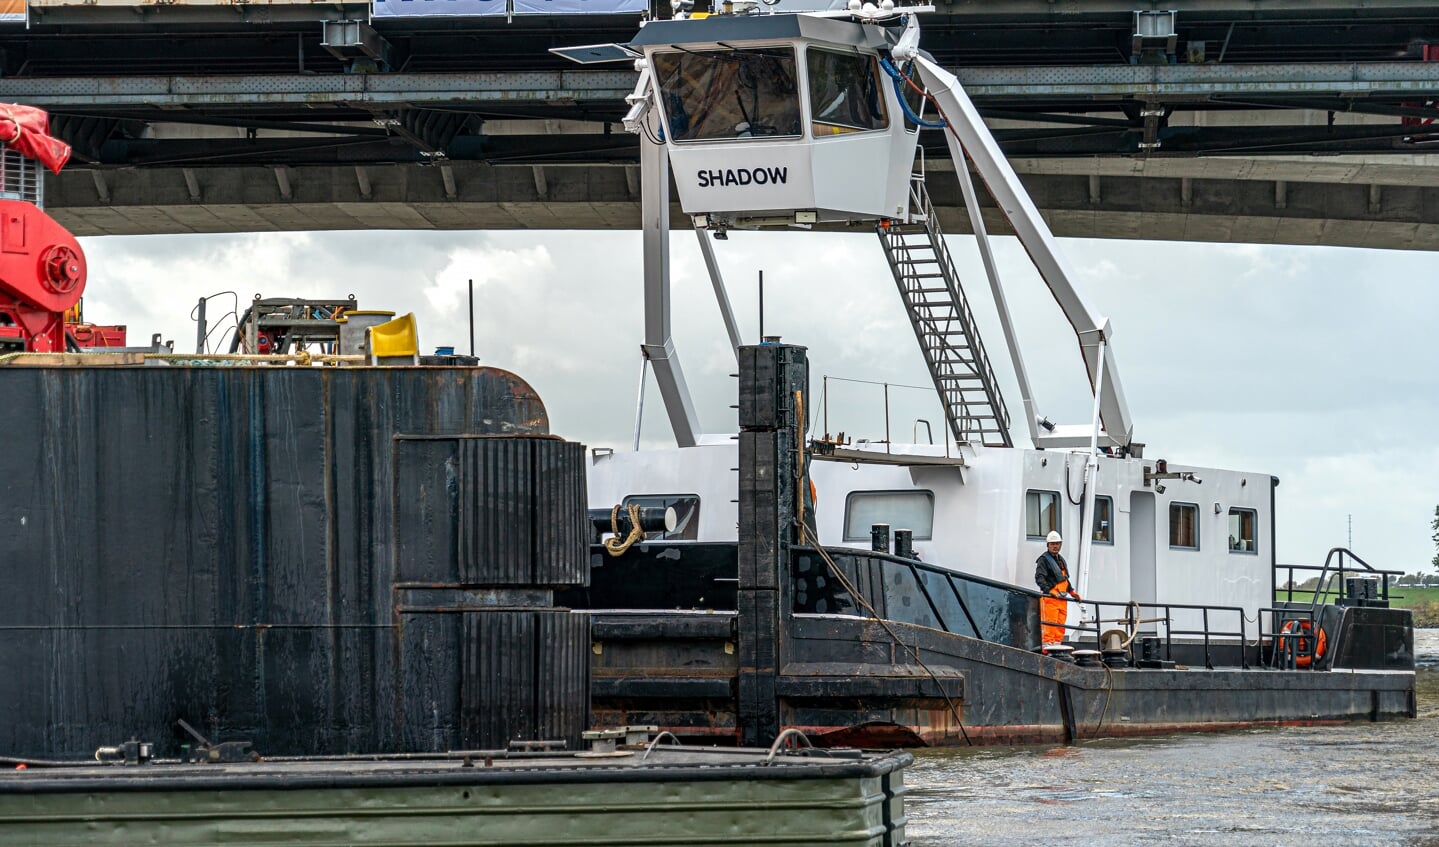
top-left (47, 161), bottom-right (1439, 252)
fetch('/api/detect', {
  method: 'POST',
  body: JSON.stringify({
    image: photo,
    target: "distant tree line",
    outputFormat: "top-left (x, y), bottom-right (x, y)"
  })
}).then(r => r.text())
top-left (1281, 573), bottom-right (1439, 591)
top-left (1432, 504), bottom-right (1439, 573)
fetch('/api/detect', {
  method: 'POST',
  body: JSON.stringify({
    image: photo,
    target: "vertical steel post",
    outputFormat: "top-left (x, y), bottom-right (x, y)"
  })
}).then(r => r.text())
top-left (195, 296), bottom-right (208, 354)
top-left (638, 114), bottom-right (701, 447)
top-left (822, 375), bottom-right (829, 439)
top-left (1075, 335), bottom-right (1106, 602)
top-left (736, 341), bottom-right (808, 747)
top-left (632, 352), bottom-right (649, 451)
top-left (758, 270), bottom-right (764, 341)
top-left (883, 382), bottom-right (891, 452)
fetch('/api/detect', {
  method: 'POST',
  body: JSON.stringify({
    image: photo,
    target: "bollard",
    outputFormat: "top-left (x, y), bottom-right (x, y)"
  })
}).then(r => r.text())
top-left (894, 529), bottom-right (913, 560)
top-left (870, 523), bottom-right (891, 555)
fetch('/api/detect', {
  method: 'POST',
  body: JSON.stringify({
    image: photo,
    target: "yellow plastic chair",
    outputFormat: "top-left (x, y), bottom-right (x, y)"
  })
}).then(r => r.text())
top-left (366, 312), bottom-right (420, 365)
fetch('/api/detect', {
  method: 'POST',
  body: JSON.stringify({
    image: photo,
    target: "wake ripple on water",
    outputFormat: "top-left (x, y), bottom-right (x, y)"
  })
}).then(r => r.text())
top-left (904, 630), bottom-right (1439, 846)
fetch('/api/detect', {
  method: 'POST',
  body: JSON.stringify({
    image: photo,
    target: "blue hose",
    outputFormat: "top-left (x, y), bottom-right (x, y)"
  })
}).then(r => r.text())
top-left (879, 56), bottom-right (946, 129)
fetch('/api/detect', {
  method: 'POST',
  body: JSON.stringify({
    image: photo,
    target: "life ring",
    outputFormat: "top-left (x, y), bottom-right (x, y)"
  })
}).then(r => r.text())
top-left (1277, 619), bottom-right (1327, 668)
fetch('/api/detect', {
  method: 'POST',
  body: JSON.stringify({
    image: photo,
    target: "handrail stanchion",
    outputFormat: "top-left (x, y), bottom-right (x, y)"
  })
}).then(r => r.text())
top-left (1201, 608), bottom-right (1212, 670)
top-left (883, 382), bottom-right (891, 454)
top-left (1163, 605), bottom-right (1171, 661)
top-left (1240, 613), bottom-right (1249, 670)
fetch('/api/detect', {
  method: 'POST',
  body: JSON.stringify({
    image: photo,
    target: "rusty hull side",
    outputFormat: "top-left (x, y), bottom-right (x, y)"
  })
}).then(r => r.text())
top-left (586, 608), bottom-right (1416, 747)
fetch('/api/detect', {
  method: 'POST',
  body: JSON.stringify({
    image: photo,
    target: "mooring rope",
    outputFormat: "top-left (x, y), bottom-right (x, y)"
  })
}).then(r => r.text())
top-left (603, 502), bottom-right (646, 557)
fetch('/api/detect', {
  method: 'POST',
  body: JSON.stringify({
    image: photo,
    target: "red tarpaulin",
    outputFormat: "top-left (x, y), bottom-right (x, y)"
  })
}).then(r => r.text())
top-left (0, 104), bottom-right (71, 174)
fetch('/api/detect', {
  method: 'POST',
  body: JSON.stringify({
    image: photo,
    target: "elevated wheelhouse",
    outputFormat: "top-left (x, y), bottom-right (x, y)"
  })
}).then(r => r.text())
top-left (629, 13), bottom-right (921, 226)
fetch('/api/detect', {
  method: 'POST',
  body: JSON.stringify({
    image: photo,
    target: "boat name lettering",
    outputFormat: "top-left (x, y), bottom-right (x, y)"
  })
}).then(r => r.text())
top-left (696, 167), bottom-right (788, 188)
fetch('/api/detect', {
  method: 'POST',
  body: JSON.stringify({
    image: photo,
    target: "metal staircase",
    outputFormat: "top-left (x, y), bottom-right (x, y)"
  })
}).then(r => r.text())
top-left (877, 176), bottom-right (1012, 447)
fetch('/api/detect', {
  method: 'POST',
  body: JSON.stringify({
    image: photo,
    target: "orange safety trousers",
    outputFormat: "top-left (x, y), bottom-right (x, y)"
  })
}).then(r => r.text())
top-left (1040, 579), bottom-right (1071, 645)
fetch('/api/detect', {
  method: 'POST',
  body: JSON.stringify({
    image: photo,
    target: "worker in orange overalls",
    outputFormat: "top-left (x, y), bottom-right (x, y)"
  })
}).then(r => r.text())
top-left (1035, 531), bottom-right (1080, 647)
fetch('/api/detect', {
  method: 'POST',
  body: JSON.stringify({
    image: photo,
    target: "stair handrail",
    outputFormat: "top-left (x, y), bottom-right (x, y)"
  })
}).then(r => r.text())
top-left (913, 180), bottom-right (1011, 439)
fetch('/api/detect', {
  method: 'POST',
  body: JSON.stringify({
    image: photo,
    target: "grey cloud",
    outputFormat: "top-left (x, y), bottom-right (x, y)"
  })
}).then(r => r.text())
top-left (72, 228), bottom-right (1438, 573)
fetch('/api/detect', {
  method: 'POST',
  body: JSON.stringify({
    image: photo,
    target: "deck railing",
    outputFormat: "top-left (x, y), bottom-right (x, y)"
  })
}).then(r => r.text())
top-left (1059, 599), bottom-right (1250, 670)
top-left (1276, 546), bottom-right (1402, 610)
top-left (797, 546), bottom-right (1261, 668)
top-left (812, 375), bottom-right (957, 457)
top-left (578, 541), bottom-right (1364, 671)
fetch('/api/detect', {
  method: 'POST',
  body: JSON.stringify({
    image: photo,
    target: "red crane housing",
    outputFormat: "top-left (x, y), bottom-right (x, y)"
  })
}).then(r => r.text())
top-left (0, 104), bottom-right (92, 354)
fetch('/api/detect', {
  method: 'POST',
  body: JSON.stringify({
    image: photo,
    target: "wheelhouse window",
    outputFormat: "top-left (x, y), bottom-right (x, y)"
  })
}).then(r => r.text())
top-left (1229, 508), bottom-right (1257, 554)
top-left (1169, 502), bottom-right (1199, 550)
top-left (1092, 496), bottom-right (1114, 544)
top-left (652, 48), bottom-right (802, 142)
top-left (806, 48), bottom-right (888, 136)
top-left (621, 494), bottom-right (700, 541)
top-left (843, 490), bottom-right (934, 542)
top-left (1025, 490), bottom-right (1061, 540)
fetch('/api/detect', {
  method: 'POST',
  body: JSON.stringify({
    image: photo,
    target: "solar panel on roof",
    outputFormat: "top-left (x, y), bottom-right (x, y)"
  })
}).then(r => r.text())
top-left (549, 43), bottom-right (640, 64)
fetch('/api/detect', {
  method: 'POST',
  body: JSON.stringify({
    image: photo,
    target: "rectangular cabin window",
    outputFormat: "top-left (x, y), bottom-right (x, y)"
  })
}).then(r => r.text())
top-left (1092, 496), bottom-right (1114, 545)
top-left (1025, 490), bottom-right (1061, 540)
top-left (1169, 502), bottom-right (1199, 550)
top-left (1229, 508), bottom-right (1258, 554)
top-left (652, 48), bottom-right (802, 142)
top-left (806, 48), bottom-right (888, 136)
top-left (843, 490), bottom-right (934, 542)
top-left (621, 494), bottom-right (700, 541)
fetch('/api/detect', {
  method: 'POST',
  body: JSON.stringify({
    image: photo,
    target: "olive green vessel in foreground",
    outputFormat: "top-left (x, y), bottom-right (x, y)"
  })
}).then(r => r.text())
top-left (0, 746), bottom-right (910, 847)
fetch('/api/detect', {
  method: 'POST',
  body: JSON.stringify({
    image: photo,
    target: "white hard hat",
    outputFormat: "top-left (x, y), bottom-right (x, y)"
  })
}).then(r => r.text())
top-left (1046, 531), bottom-right (1063, 544)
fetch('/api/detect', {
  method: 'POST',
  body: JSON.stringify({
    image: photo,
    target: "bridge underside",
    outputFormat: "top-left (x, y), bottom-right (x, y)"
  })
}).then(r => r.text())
top-left (9, 3), bottom-right (1439, 248)
top-left (53, 157), bottom-right (1439, 251)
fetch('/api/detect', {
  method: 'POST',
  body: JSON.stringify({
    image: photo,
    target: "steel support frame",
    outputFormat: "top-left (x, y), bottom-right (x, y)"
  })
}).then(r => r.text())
top-left (918, 55), bottom-right (1134, 449)
top-left (696, 226), bottom-right (743, 362)
top-left (639, 117), bottom-right (701, 448)
top-left (951, 147), bottom-right (1040, 447)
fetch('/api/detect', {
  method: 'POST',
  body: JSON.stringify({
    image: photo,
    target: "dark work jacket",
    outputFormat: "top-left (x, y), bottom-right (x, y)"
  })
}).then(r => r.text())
top-left (1034, 551), bottom-right (1070, 595)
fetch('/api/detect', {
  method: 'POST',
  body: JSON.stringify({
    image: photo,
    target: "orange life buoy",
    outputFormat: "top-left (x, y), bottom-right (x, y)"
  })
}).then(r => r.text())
top-left (1278, 619), bottom-right (1327, 668)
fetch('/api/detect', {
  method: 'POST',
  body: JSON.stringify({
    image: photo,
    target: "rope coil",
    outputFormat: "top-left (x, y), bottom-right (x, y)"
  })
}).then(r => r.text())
top-left (603, 502), bottom-right (646, 557)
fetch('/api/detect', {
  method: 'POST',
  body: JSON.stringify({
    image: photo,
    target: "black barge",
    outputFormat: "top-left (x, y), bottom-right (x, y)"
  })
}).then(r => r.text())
top-left (0, 344), bottom-right (1414, 768)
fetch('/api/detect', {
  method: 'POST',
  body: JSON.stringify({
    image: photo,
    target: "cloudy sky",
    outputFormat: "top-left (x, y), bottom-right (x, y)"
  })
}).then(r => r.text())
top-left (78, 228), bottom-right (1438, 573)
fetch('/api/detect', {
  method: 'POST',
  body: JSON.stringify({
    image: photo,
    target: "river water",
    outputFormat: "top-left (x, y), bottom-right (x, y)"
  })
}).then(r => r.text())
top-left (905, 630), bottom-right (1439, 846)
